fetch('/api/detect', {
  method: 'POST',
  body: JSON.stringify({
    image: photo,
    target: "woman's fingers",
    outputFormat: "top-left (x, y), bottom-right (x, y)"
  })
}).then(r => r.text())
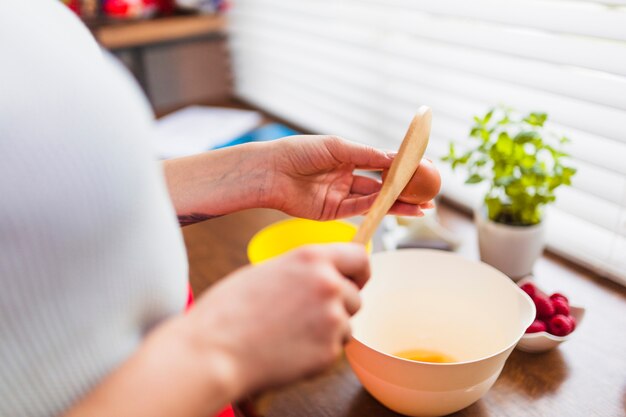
top-left (339, 278), bottom-right (362, 315)
top-left (338, 175), bottom-right (436, 219)
top-left (351, 178), bottom-right (436, 209)
top-left (335, 193), bottom-right (379, 219)
top-left (321, 243), bottom-right (370, 288)
top-left (340, 319), bottom-right (353, 345)
top-left (336, 193), bottom-right (426, 219)
top-left (350, 175), bottom-right (382, 195)
top-left (324, 137), bottom-right (395, 170)
top-left (388, 201), bottom-right (425, 217)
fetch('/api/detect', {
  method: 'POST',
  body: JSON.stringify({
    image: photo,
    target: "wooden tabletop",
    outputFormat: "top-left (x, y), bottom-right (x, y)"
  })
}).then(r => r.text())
top-left (182, 205), bottom-right (626, 417)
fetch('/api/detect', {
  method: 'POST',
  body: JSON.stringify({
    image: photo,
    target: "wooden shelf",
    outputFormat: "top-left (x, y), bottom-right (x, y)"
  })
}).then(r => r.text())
top-left (92, 14), bottom-right (226, 50)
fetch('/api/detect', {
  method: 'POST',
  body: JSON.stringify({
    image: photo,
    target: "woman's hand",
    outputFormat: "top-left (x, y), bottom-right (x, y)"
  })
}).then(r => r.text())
top-left (264, 135), bottom-right (434, 220)
top-left (163, 135), bottom-right (434, 226)
top-left (185, 243), bottom-right (369, 393)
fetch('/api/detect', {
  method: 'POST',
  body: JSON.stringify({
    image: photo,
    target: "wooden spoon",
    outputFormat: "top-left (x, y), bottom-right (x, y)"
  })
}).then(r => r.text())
top-left (352, 106), bottom-right (432, 245)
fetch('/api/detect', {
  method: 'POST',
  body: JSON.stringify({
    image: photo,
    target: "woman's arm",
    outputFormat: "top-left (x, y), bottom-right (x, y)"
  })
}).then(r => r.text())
top-left (163, 141), bottom-right (275, 226)
top-left (164, 136), bottom-right (433, 226)
top-left (64, 316), bottom-right (242, 417)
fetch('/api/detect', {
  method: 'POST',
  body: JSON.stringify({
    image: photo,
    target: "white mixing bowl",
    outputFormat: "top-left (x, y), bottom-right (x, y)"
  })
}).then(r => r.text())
top-left (345, 250), bottom-right (535, 417)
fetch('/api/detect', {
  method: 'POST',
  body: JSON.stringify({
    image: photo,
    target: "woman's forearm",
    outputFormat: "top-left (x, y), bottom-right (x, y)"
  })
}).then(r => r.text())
top-left (163, 142), bottom-right (276, 226)
top-left (64, 316), bottom-right (243, 417)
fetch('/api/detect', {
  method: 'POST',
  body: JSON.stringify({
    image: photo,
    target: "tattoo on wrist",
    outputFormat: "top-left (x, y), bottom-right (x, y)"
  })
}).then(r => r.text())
top-left (178, 213), bottom-right (222, 227)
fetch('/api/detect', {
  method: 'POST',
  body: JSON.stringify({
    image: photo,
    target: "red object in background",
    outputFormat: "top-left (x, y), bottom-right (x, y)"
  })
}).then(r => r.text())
top-left (217, 0), bottom-right (230, 12)
top-left (61, 0), bottom-right (81, 15)
top-left (143, 0), bottom-right (159, 14)
top-left (102, 0), bottom-right (158, 19)
top-left (157, 0), bottom-right (175, 14)
top-left (103, 0), bottom-right (130, 17)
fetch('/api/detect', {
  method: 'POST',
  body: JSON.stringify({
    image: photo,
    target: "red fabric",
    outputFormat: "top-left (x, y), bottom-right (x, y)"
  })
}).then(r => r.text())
top-left (186, 285), bottom-right (233, 417)
top-left (216, 405), bottom-right (235, 417)
top-left (185, 283), bottom-right (194, 311)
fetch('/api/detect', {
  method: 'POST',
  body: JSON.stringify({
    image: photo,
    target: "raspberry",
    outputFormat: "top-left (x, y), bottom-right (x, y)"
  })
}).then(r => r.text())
top-left (552, 297), bottom-right (570, 316)
top-left (533, 295), bottom-right (555, 319)
top-left (548, 314), bottom-right (575, 337)
top-left (526, 319), bottom-right (547, 334)
top-left (567, 315), bottom-right (577, 331)
top-left (520, 282), bottom-right (537, 298)
top-left (550, 292), bottom-right (569, 304)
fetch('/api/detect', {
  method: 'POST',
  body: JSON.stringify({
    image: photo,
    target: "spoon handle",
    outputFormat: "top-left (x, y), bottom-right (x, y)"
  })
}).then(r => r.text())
top-left (352, 106), bottom-right (432, 245)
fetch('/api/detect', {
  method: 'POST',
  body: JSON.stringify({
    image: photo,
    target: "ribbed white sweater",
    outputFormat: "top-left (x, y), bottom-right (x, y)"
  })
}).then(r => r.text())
top-left (0, 2), bottom-right (188, 416)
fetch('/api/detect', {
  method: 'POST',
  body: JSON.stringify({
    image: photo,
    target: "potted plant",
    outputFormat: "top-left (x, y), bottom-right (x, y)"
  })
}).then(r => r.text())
top-left (442, 106), bottom-right (576, 280)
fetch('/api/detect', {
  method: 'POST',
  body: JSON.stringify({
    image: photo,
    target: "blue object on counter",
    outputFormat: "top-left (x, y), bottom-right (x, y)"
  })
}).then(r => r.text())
top-left (212, 123), bottom-right (299, 149)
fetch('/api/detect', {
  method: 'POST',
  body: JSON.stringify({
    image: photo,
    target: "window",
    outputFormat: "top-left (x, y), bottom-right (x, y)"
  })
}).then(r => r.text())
top-left (228, 0), bottom-right (626, 285)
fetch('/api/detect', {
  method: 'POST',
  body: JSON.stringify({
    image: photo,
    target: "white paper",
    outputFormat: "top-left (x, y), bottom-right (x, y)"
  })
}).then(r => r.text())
top-left (153, 106), bottom-right (262, 159)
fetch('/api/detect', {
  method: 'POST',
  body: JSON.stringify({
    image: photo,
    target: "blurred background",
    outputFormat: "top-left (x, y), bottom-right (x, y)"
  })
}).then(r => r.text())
top-left (62, 0), bottom-right (625, 284)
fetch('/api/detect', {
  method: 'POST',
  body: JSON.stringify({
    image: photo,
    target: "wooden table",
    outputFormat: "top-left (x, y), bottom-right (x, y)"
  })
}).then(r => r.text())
top-left (182, 205), bottom-right (626, 417)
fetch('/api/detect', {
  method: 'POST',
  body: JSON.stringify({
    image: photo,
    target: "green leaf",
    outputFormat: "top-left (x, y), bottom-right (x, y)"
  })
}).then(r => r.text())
top-left (495, 176), bottom-right (515, 186)
top-left (505, 182), bottom-right (526, 197)
top-left (495, 132), bottom-right (513, 154)
top-left (465, 174), bottom-right (484, 184)
top-left (514, 131), bottom-right (539, 144)
top-left (457, 152), bottom-right (471, 164)
top-left (483, 109), bottom-right (494, 124)
top-left (485, 197), bottom-right (502, 220)
top-left (562, 167), bottom-right (577, 185)
top-left (448, 142), bottom-right (456, 157)
top-left (497, 114), bottom-right (511, 125)
top-left (520, 154), bottom-right (536, 168)
top-left (524, 112), bottom-right (548, 127)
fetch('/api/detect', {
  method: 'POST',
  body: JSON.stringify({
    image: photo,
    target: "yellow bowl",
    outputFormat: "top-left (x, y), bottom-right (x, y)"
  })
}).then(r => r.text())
top-left (247, 218), bottom-right (371, 264)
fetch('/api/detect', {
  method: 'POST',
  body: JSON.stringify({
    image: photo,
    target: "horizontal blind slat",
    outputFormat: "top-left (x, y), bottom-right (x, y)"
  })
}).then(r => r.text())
top-left (362, 0), bottom-right (626, 41)
top-left (547, 208), bottom-right (626, 283)
top-left (567, 0), bottom-right (626, 6)
top-left (553, 187), bottom-right (624, 235)
top-left (235, 0), bottom-right (626, 76)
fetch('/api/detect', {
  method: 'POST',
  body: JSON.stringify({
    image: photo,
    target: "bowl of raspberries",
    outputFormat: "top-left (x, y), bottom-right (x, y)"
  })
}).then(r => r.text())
top-left (516, 278), bottom-right (585, 353)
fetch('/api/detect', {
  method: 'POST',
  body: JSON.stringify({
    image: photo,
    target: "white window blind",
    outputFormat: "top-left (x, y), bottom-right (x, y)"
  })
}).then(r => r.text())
top-left (227, 0), bottom-right (626, 285)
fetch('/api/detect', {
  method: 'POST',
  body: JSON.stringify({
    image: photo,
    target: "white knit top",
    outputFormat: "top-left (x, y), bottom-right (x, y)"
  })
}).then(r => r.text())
top-left (0, 2), bottom-right (188, 416)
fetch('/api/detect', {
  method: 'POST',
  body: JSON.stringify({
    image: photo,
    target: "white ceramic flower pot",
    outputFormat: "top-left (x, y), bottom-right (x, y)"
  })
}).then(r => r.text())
top-left (475, 210), bottom-right (545, 281)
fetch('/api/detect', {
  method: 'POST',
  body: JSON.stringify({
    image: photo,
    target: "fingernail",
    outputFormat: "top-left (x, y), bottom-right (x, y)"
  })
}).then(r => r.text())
top-left (386, 151), bottom-right (397, 158)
